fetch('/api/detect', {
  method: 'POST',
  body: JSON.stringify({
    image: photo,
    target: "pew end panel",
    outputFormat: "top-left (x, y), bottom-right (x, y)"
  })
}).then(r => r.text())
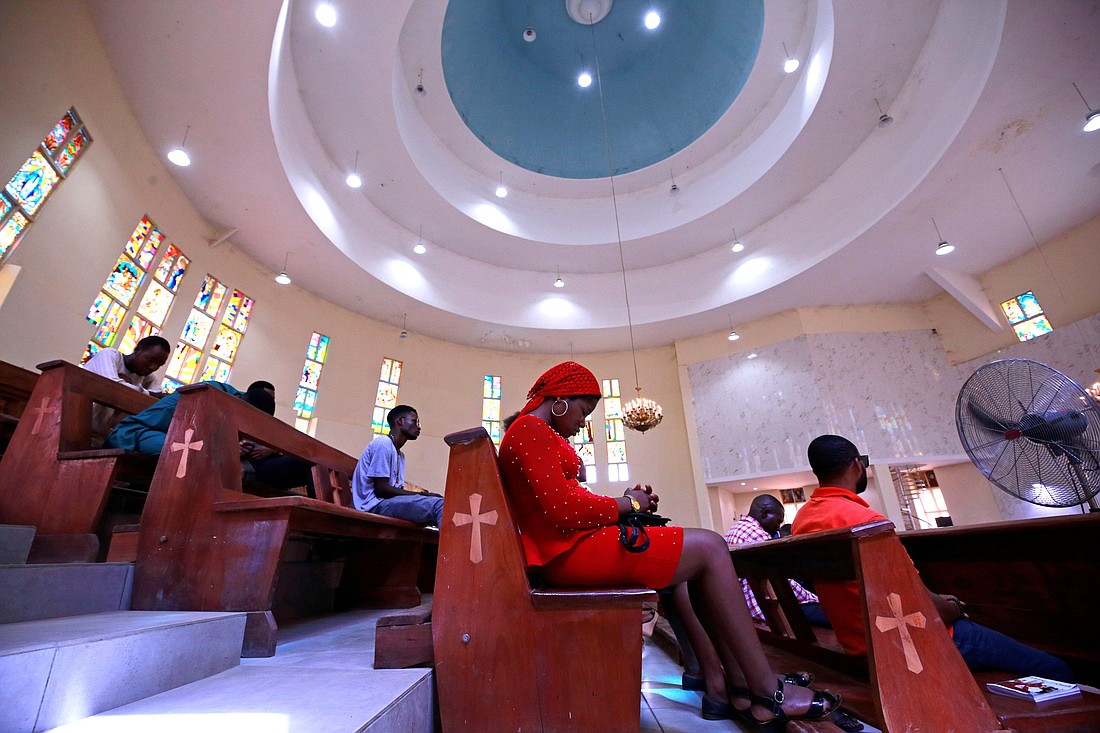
top-left (433, 427), bottom-right (655, 733)
top-left (730, 522), bottom-right (1008, 732)
top-left (132, 383), bottom-right (437, 657)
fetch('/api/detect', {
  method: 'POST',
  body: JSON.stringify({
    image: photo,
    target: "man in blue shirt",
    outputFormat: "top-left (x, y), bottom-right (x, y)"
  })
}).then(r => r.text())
top-left (352, 404), bottom-right (443, 527)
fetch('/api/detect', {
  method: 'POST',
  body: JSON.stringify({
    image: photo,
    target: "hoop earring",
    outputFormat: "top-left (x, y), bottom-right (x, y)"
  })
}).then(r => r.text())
top-left (551, 398), bottom-right (569, 417)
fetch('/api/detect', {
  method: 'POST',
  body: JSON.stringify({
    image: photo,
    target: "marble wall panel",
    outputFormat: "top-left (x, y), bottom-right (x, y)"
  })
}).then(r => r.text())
top-left (689, 311), bottom-right (1100, 485)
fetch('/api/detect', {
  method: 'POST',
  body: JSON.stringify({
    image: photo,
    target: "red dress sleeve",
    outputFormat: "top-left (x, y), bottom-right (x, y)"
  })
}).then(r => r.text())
top-left (502, 416), bottom-right (618, 529)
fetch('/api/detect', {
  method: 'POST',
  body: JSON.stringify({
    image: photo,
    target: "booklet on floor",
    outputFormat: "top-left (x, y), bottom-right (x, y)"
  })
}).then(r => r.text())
top-left (985, 676), bottom-right (1081, 703)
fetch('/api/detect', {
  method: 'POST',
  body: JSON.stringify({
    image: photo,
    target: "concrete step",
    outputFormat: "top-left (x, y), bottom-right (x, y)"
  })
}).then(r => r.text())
top-left (0, 610), bottom-right (246, 733)
top-left (0, 562), bottom-right (133, 624)
top-left (42, 609), bottom-right (435, 733)
top-left (0, 523), bottom-right (35, 563)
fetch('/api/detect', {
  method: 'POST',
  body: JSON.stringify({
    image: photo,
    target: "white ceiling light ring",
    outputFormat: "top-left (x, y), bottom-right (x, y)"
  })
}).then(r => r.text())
top-left (566, 0), bottom-right (612, 26)
top-left (270, 0), bottom-right (1007, 333)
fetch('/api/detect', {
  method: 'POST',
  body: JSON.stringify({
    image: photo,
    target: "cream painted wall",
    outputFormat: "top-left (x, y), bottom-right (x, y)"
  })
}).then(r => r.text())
top-left (0, 1), bottom-right (701, 525)
top-left (926, 214), bottom-right (1100, 365)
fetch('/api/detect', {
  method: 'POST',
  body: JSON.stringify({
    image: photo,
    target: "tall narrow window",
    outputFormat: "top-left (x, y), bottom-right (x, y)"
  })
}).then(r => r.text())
top-left (482, 374), bottom-right (502, 444)
top-left (1, 108), bottom-right (91, 266)
top-left (201, 288), bottom-right (254, 382)
top-left (569, 419), bottom-right (597, 483)
top-left (295, 332), bottom-right (330, 434)
top-left (603, 378), bottom-right (629, 482)
top-left (82, 216), bottom-right (189, 363)
top-left (372, 357), bottom-right (403, 434)
top-left (163, 274), bottom-right (231, 392)
top-left (1000, 291), bottom-right (1053, 342)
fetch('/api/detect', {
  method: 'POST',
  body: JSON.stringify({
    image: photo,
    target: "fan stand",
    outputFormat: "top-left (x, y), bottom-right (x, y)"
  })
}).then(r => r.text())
top-left (1067, 462), bottom-right (1100, 513)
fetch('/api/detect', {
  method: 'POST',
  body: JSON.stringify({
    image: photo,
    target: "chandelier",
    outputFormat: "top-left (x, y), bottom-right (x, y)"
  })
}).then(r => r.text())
top-left (589, 13), bottom-right (663, 433)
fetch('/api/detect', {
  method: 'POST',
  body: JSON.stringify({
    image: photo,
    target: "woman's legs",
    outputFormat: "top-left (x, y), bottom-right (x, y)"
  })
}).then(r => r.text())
top-left (668, 528), bottom-right (833, 721)
top-left (668, 582), bottom-right (733, 702)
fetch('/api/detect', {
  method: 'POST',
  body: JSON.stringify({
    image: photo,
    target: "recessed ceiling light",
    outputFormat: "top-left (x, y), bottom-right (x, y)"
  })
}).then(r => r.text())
top-left (644, 11), bottom-right (661, 29)
top-left (315, 3), bottom-right (336, 27)
top-left (577, 72), bottom-right (593, 88)
top-left (345, 172), bottom-right (362, 188)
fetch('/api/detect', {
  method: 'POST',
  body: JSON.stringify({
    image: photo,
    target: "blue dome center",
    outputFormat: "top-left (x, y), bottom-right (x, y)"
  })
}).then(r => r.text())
top-left (442, 0), bottom-right (764, 179)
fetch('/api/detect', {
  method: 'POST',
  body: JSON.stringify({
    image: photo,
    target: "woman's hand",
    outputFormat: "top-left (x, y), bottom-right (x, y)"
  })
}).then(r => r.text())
top-left (625, 484), bottom-right (659, 513)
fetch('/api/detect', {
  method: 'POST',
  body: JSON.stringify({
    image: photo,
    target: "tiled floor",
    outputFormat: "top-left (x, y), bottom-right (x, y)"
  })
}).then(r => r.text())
top-left (640, 638), bottom-right (880, 733)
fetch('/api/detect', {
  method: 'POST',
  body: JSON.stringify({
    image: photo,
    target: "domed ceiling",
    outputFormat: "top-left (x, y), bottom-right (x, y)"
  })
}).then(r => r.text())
top-left (89, 0), bottom-right (1100, 354)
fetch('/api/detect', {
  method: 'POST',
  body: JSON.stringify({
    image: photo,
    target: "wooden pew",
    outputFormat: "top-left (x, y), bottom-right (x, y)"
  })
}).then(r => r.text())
top-left (729, 521), bottom-right (1100, 732)
top-left (130, 383), bottom-right (438, 657)
top-left (0, 360), bottom-right (156, 560)
top-left (0, 360), bottom-right (37, 455)
top-left (433, 427), bottom-right (656, 733)
top-left (901, 513), bottom-right (1100, 684)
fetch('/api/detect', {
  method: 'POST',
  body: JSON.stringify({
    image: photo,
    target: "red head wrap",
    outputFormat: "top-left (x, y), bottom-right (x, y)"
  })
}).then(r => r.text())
top-left (519, 361), bottom-right (600, 416)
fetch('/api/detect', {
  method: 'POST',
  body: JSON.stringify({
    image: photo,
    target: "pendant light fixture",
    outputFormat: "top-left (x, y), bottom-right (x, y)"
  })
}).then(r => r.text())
top-left (931, 217), bottom-right (954, 256)
top-left (782, 42), bottom-right (799, 73)
top-left (727, 315), bottom-right (740, 341)
top-left (731, 226), bottom-right (744, 253)
top-left (413, 225), bottom-right (426, 254)
top-left (1072, 83), bottom-right (1100, 132)
top-left (495, 172), bottom-right (508, 198)
top-left (274, 251), bottom-right (292, 285)
top-left (554, 266), bottom-right (565, 288)
top-left (167, 125), bottom-right (191, 167)
top-left (589, 20), bottom-right (662, 433)
top-left (346, 150), bottom-right (362, 188)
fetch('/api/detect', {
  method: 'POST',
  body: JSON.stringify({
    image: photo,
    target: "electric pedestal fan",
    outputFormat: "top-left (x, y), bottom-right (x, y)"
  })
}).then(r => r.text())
top-left (956, 358), bottom-right (1100, 511)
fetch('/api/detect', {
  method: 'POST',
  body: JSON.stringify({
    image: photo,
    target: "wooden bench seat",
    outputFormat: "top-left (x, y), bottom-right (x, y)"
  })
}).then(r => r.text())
top-left (0, 360), bottom-right (155, 561)
top-left (130, 383), bottom-right (438, 657)
top-left (729, 520), bottom-right (1100, 732)
top-left (433, 426), bottom-right (657, 733)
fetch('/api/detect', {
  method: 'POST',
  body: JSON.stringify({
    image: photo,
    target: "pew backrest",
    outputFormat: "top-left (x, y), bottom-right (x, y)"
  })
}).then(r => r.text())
top-left (0, 360), bottom-right (156, 535)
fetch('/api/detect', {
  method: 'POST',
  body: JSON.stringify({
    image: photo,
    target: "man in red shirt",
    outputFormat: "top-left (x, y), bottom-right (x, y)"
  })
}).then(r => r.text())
top-left (792, 434), bottom-right (1073, 682)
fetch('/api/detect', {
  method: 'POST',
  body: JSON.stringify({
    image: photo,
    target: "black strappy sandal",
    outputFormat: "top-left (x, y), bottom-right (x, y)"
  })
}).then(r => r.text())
top-left (748, 680), bottom-right (840, 731)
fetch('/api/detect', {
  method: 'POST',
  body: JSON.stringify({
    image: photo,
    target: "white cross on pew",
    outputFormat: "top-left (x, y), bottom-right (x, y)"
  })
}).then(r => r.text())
top-left (875, 591), bottom-right (927, 674)
top-left (30, 397), bottom-right (56, 435)
top-left (170, 428), bottom-right (204, 478)
top-left (452, 492), bottom-right (498, 564)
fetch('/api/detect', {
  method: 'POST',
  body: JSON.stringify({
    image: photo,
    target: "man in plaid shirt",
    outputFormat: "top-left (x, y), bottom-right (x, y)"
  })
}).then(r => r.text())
top-left (725, 494), bottom-right (829, 627)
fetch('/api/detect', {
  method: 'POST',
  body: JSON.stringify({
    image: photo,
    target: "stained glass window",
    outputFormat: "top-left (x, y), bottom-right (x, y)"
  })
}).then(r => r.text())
top-left (82, 216), bottom-right (187, 363)
top-left (164, 276), bottom-right (254, 392)
top-left (482, 374), bottom-right (502, 444)
top-left (1000, 291), bottom-right (1054, 342)
top-left (0, 108), bottom-right (91, 267)
top-left (293, 333), bottom-right (330, 433)
top-left (569, 419), bottom-right (597, 483)
top-left (372, 357), bottom-right (403, 434)
top-left (603, 378), bottom-right (629, 482)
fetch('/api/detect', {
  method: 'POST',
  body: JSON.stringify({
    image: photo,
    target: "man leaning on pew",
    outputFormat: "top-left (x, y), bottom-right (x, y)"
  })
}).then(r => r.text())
top-left (82, 335), bottom-right (171, 442)
top-left (104, 380), bottom-right (314, 494)
top-left (792, 434), bottom-right (1075, 682)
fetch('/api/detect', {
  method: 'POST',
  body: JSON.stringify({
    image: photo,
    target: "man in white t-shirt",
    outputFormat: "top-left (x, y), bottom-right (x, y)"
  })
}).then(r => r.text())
top-left (82, 335), bottom-right (170, 440)
top-left (352, 404), bottom-right (443, 527)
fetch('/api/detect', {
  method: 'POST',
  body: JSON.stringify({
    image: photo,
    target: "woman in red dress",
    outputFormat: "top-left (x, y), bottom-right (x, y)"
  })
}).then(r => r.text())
top-left (499, 361), bottom-right (839, 728)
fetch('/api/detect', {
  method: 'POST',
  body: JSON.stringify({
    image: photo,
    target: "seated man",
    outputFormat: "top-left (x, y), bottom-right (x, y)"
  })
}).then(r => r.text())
top-left (793, 434), bottom-right (1074, 682)
top-left (352, 404), bottom-right (443, 527)
top-left (82, 335), bottom-right (171, 441)
top-left (726, 494), bottom-right (829, 628)
top-left (105, 380), bottom-right (311, 493)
